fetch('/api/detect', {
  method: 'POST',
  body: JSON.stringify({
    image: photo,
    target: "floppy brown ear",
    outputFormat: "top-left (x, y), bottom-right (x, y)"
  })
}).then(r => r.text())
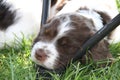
top-left (90, 40), bottom-right (113, 61)
top-left (81, 39), bottom-right (113, 66)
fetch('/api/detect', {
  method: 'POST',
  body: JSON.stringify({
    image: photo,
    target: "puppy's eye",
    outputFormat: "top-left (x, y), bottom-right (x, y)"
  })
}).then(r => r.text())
top-left (45, 29), bottom-right (49, 34)
top-left (58, 37), bottom-right (69, 46)
top-left (61, 40), bottom-right (68, 46)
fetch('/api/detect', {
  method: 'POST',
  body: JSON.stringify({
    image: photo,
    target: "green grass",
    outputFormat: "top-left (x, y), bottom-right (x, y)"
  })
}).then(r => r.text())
top-left (1, 38), bottom-right (120, 80)
top-left (0, 38), bottom-right (36, 80)
top-left (116, 0), bottom-right (120, 11)
top-left (0, 1), bottom-right (120, 80)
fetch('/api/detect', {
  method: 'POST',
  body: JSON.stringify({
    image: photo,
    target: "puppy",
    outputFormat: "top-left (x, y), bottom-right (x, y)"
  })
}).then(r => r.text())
top-left (31, 0), bottom-right (119, 70)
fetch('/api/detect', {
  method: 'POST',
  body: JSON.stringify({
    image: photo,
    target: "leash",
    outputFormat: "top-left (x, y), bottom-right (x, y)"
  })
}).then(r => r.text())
top-left (40, 0), bottom-right (51, 26)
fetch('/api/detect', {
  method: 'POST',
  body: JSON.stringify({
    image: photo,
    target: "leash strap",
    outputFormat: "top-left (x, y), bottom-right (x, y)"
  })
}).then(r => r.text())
top-left (41, 0), bottom-right (51, 26)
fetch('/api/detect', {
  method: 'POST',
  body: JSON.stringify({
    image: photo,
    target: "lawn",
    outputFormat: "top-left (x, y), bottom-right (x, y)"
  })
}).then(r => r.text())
top-left (0, 0), bottom-right (120, 80)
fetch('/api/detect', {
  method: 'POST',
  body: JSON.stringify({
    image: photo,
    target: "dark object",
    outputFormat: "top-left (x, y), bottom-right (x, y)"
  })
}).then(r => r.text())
top-left (40, 0), bottom-right (51, 25)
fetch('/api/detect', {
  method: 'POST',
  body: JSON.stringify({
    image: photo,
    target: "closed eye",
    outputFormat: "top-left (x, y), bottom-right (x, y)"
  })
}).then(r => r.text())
top-left (57, 37), bottom-right (69, 46)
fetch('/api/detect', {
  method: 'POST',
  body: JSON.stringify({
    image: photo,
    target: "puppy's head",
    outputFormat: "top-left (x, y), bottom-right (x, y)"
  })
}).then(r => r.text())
top-left (31, 13), bottom-right (112, 70)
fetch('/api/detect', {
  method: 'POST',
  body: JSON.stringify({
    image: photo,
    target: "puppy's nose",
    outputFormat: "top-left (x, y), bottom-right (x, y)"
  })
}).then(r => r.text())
top-left (35, 49), bottom-right (47, 61)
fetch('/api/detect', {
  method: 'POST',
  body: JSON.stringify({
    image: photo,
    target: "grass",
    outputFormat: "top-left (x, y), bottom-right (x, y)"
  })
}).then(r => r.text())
top-left (117, 0), bottom-right (120, 11)
top-left (0, 1), bottom-right (120, 80)
top-left (0, 38), bottom-right (36, 80)
top-left (1, 38), bottom-right (120, 80)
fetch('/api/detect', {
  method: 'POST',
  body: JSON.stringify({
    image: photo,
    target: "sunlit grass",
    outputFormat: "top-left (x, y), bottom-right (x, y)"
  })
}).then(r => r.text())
top-left (116, 0), bottom-right (120, 11)
top-left (1, 35), bottom-right (120, 80)
top-left (0, 37), bottom-right (36, 80)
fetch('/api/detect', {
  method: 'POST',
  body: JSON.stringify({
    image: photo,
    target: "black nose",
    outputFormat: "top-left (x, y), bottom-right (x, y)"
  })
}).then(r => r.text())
top-left (35, 49), bottom-right (47, 61)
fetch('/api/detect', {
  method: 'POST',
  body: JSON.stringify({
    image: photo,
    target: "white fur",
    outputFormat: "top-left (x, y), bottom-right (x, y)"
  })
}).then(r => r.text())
top-left (31, 42), bottom-right (59, 69)
top-left (57, 0), bottom-right (118, 18)
top-left (0, 0), bottom-right (42, 48)
top-left (53, 15), bottom-right (73, 42)
top-left (78, 10), bottom-right (103, 30)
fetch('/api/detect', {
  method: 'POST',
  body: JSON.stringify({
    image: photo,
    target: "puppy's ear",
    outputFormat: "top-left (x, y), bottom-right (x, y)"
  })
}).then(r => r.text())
top-left (90, 40), bottom-right (113, 61)
top-left (81, 39), bottom-right (113, 66)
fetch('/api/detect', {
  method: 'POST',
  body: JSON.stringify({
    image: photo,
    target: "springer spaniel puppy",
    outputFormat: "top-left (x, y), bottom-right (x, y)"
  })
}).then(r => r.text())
top-left (31, 0), bottom-right (119, 74)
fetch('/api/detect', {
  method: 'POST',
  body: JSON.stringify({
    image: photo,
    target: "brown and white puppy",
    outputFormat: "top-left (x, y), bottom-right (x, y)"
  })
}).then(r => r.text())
top-left (31, 0), bottom-right (119, 70)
